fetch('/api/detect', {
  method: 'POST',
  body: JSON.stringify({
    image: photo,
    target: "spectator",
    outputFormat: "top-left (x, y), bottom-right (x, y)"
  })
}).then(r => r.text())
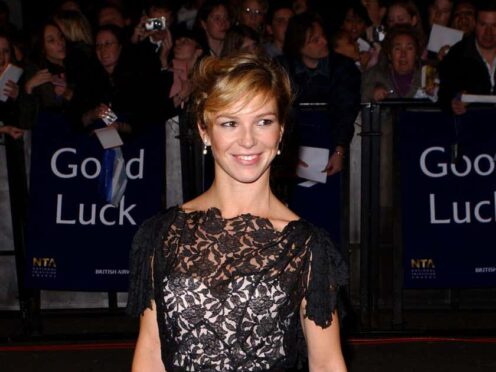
top-left (221, 24), bottom-right (262, 56)
top-left (20, 21), bottom-right (76, 129)
top-left (361, 25), bottom-right (426, 102)
top-left (96, 3), bottom-right (131, 29)
top-left (427, 0), bottom-right (454, 28)
top-left (131, 0), bottom-right (177, 45)
top-left (278, 12), bottom-right (361, 235)
top-left (236, 0), bottom-right (268, 35)
top-left (263, 0), bottom-right (294, 58)
top-left (164, 27), bottom-right (206, 207)
top-left (176, 0), bottom-right (204, 30)
top-left (450, 0), bottom-right (476, 36)
top-left (340, 2), bottom-right (378, 70)
top-left (331, 29), bottom-right (361, 67)
top-left (81, 25), bottom-right (170, 135)
top-left (0, 31), bottom-right (22, 139)
top-left (195, 0), bottom-right (231, 56)
top-left (361, 0), bottom-right (387, 30)
top-left (0, 1), bottom-right (16, 35)
top-left (386, 0), bottom-right (423, 35)
top-left (439, 1), bottom-right (496, 115)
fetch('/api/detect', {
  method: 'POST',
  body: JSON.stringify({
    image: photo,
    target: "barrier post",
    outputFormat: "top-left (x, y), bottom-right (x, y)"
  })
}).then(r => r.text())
top-left (5, 135), bottom-right (41, 336)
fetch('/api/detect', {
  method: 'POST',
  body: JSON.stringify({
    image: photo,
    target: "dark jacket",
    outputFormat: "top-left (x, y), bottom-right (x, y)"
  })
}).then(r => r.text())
top-left (438, 35), bottom-right (496, 111)
top-left (277, 51), bottom-right (361, 149)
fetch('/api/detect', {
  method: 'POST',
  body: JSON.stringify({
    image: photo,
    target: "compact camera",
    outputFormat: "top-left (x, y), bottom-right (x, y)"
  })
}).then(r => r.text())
top-left (144, 16), bottom-right (167, 31)
top-left (102, 107), bottom-right (118, 126)
top-left (373, 25), bottom-right (386, 43)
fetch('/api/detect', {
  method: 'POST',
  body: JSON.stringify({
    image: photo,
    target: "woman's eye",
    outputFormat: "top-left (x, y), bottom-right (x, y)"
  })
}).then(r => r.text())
top-left (258, 119), bottom-right (273, 126)
top-left (220, 121), bottom-right (236, 127)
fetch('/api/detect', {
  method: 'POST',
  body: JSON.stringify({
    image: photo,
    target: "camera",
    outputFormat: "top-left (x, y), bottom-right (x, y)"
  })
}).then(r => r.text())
top-left (144, 16), bottom-right (167, 31)
top-left (373, 25), bottom-right (386, 43)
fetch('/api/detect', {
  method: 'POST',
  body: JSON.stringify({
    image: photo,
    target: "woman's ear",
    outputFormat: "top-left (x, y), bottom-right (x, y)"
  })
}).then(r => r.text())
top-left (197, 122), bottom-right (209, 145)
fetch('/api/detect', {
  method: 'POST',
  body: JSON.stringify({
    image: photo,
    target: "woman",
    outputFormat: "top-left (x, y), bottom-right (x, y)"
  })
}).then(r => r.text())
top-left (20, 21), bottom-right (76, 129)
top-left (362, 24), bottom-right (424, 101)
top-left (195, 0), bottom-right (231, 56)
top-left (220, 24), bottom-right (262, 56)
top-left (81, 25), bottom-right (168, 134)
top-left (0, 32), bottom-right (22, 139)
top-left (128, 54), bottom-right (348, 371)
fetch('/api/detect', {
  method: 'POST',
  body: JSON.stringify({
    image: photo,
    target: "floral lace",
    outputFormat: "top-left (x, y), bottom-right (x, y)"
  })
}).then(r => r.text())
top-left (127, 207), bottom-right (348, 371)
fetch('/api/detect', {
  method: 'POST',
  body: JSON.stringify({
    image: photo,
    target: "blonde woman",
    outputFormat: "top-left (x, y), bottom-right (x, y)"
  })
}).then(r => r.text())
top-left (128, 54), bottom-right (348, 372)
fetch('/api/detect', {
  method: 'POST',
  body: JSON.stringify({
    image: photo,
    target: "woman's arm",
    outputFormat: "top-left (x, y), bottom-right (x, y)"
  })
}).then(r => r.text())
top-left (132, 300), bottom-right (166, 372)
top-left (300, 299), bottom-right (347, 372)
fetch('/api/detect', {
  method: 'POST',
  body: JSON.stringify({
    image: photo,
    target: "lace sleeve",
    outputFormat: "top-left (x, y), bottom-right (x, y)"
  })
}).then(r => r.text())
top-left (304, 227), bottom-right (349, 328)
top-left (126, 208), bottom-right (177, 317)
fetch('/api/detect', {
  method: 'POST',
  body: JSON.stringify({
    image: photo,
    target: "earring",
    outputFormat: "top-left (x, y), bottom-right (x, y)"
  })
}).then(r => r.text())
top-left (277, 149), bottom-right (281, 156)
top-left (203, 142), bottom-right (208, 155)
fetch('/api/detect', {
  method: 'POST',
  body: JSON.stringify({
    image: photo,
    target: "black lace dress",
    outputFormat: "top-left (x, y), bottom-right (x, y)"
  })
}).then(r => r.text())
top-left (127, 206), bottom-right (347, 371)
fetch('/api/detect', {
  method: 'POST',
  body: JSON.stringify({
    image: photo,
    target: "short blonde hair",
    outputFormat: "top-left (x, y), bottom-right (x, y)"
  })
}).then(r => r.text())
top-left (190, 53), bottom-right (293, 130)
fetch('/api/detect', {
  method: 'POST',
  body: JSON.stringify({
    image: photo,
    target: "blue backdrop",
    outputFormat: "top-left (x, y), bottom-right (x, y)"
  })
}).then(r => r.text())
top-left (399, 109), bottom-right (496, 288)
top-left (25, 113), bottom-right (165, 291)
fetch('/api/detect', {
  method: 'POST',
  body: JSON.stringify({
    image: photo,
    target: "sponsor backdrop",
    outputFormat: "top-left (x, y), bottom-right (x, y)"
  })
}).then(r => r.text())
top-left (399, 109), bottom-right (496, 288)
top-left (25, 113), bottom-right (165, 291)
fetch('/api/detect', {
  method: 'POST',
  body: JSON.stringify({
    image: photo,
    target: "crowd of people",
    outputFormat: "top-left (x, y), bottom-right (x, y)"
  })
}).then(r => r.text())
top-left (1, 0), bottom-right (495, 215)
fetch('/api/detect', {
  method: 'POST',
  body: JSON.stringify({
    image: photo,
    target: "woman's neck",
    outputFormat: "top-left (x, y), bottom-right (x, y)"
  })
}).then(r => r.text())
top-left (204, 175), bottom-right (275, 219)
top-left (46, 57), bottom-right (64, 66)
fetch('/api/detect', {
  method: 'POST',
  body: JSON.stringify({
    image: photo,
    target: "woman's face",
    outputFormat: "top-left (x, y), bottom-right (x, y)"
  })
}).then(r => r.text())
top-left (387, 5), bottom-right (416, 28)
top-left (429, 0), bottom-right (453, 27)
top-left (0, 37), bottom-right (11, 72)
top-left (96, 30), bottom-right (122, 72)
top-left (173, 37), bottom-right (201, 61)
top-left (202, 5), bottom-right (230, 41)
top-left (200, 94), bottom-right (282, 185)
top-left (268, 8), bottom-right (294, 44)
top-left (44, 25), bottom-right (66, 64)
top-left (342, 9), bottom-right (367, 41)
top-left (239, 0), bottom-right (265, 31)
top-left (389, 34), bottom-right (417, 75)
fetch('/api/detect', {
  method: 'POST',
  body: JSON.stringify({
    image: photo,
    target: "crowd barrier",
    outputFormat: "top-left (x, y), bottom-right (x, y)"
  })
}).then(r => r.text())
top-left (3, 105), bottom-right (496, 335)
top-left (358, 101), bottom-right (496, 329)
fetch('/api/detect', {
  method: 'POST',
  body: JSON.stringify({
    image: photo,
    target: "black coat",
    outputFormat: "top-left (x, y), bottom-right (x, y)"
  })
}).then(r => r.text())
top-left (438, 36), bottom-right (496, 111)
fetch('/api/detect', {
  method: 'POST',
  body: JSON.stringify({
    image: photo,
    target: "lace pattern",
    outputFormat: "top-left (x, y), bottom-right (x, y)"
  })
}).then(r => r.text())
top-left (127, 206), bottom-right (348, 371)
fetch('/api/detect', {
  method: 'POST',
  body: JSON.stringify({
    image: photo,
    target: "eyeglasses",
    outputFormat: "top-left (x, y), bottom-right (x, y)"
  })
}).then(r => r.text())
top-left (96, 41), bottom-right (118, 50)
top-left (243, 7), bottom-right (264, 17)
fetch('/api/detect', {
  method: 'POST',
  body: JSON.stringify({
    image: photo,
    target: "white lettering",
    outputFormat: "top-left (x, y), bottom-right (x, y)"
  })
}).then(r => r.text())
top-left (450, 156), bottom-right (471, 177)
top-left (126, 149), bottom-right (144, 180)
top-left (119, 196), bottom-right (136, 225)
top-left (473, 154), bottom-right (494, 176)
top-left (420, 147), bottom-right (447, 178)
top-left (453, 201), bottom-right (471, 223)
top-left (474, 200), bottom-right (492, 223)
top-left (51, 148), bottom-right (77, 178)
top-left (99, 204), bottom-right (116, 226)
top-left (80, 158), bottom-right (101, 179)
top-left (56, 194), bottom-right (76, 224)
top-left (429, 194), bottom-right (450, 224)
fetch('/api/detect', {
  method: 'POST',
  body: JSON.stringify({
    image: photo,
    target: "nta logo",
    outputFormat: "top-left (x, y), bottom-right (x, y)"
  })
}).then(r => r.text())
top-left (32, 257), bottom-right (57, 268)
top-left (411, 258), bottom-right (435, 269)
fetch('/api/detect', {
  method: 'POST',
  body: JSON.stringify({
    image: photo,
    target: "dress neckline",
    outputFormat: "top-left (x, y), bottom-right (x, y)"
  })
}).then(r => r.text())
top-left (176, 206), bottom-right (302, 235)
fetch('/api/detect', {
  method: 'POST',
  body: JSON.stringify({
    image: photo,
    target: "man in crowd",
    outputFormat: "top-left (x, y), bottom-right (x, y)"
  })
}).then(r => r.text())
top-left (439, 1), bottom-right (496, 114)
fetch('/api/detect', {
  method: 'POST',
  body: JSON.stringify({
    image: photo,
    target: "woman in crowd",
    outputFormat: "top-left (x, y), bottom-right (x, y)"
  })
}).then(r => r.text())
top-left (220, 24), bottom-right (262, 56)
top-left (162, 27), bottom-right (206, 208)
top-left (20, 21), bottom-right (75, 129)
top-left (340, 2), bottom-right (379, 70)
top-left (195, 0), bottom-right (231, 56)
top-left (362, 24), bottom-right (427, 102)
top-left (128, 53), bottom-right (348, 372)
top-left (81, 24), bottom-right (166, 135)
top-left (0, 31), bottom-right (22, 139)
